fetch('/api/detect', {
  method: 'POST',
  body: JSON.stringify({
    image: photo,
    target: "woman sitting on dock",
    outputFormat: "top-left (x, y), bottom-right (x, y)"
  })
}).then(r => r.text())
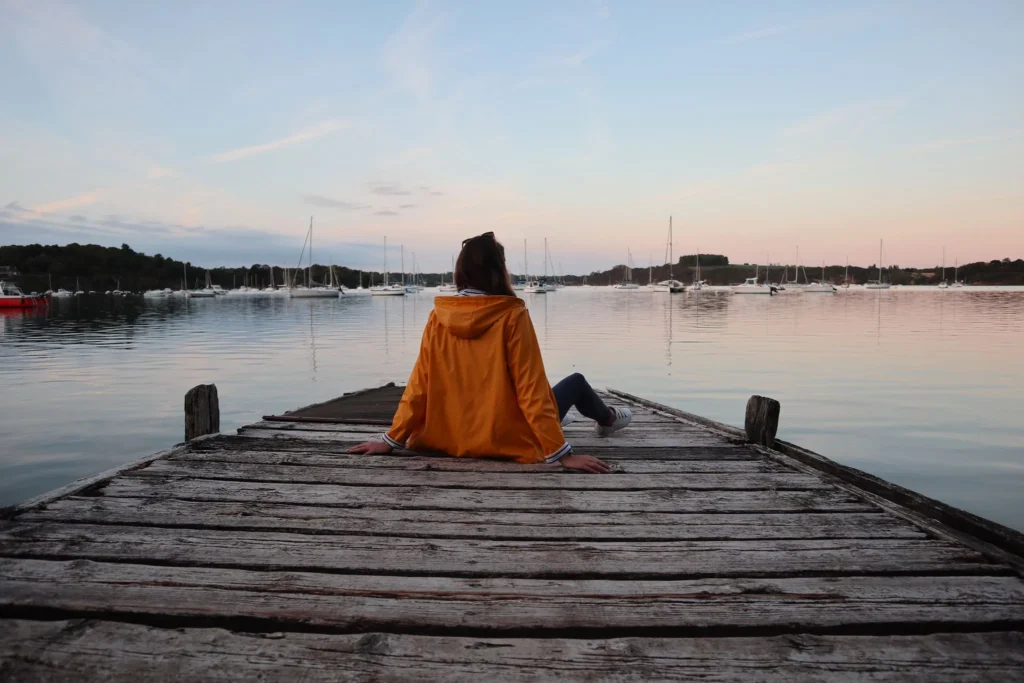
top-left (348, 232), bottom-right (631, 473)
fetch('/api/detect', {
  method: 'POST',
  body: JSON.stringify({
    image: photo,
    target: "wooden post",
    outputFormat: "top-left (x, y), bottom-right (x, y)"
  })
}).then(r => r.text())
top-left (744, 395), bottom-right (780, 448)
top-left (185, 384), bottom-right (220, 441)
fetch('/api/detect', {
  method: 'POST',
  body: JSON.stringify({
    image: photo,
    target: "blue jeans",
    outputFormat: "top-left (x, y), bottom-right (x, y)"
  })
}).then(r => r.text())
top-left (552, 373), bottom-right (611, 425)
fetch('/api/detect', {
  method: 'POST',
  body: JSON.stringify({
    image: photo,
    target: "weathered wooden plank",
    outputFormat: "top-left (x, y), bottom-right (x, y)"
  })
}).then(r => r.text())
top-left (135, 460), bottom-right (831, 491)
top-left (189, 437), bottom-right (757, 460)
top-left (0, 525), bottom-right (998, 577)
top-left (238, 428), bottom-right (733, 447)
top-left (3, 560), bottom-right (1023, 634)
top-left (171, 449), bottom-right (774, 473)
top-left (2, 620), bottom-right (1023, 682)
top-left (98, 476), bottom-right (875, 513)
top-left (15, 498), bottom-right (925, 540)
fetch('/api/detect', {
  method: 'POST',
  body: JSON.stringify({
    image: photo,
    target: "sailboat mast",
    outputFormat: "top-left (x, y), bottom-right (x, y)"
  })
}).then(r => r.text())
top-left (543, 238), bottom-right (548, 279)
top-left (879, 239), bottom-right (883, 282)
top-left (668, 216), bottom-right (673, 280)
top-left (524, 239), bottom-right (529, 282)
top-left (384, 236), bottom-right (388, 286)
top-left (942, 247), bottom-right (946, 282)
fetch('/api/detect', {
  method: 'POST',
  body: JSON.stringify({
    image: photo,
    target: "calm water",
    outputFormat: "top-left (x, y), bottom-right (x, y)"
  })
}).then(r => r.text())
top-left (2, 287), bottom-right (1023, 530)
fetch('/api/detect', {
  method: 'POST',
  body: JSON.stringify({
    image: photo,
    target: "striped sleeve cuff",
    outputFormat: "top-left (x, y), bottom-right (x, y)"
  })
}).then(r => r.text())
top-left (545, 442), bottom-right (572, 464)
top-left (382, 432), bottom-right (405, 450)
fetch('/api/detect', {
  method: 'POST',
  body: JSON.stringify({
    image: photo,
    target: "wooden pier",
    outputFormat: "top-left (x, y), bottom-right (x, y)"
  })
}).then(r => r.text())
top-left (2, 384), bottom-right (1023, 681)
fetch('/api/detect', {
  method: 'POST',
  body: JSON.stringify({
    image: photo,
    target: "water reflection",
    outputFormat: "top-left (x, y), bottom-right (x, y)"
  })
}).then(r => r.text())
top-left (1, 288), bottom-right (1023, 530)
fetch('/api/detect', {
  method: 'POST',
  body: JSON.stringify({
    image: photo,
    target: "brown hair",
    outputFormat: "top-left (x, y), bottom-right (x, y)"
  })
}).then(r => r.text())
top-left (454, 232), bottom-right (516, 296)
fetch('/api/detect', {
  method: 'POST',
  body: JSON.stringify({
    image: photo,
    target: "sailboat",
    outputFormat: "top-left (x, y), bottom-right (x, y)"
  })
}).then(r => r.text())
top-left (937, 247), bottom-right (949, 289)
top-left (540, 238), bottom-right (558, 291)
top-left (651, 217), bottom-right (686, 292)
top-left (613, 249), bottom-right (640, 290)
top-left (189, 271), bottom-right (217, 298)
top-left (803, 261), bottom-right (837, 293)
top-left (783, 247), bottom-right (813, 290)
top-left (438, 254), bottom-right (458, 292)
top-left (951, 258), bottom-right (965, 288)
top-left (865, 240), bottom-right (892, 289)
top-left (370, 236), bottom-right (406, 296)
top-left (405, 251), bottom-right (423, 293)
top-left (842, 258), bottom-right (851, 289)
top-left (290, 218), bottom-right (341, 298)
top-left (523, 240), bottom-right (546, 293)
top-left (691, 250), bottom-right (704, 290)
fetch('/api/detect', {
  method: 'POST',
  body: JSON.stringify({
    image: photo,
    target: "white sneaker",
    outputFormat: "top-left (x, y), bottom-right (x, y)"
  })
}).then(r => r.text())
top-left (596, 406), bottom-right (631, 436)
top-left (561, 412), bottom-right (576, 427)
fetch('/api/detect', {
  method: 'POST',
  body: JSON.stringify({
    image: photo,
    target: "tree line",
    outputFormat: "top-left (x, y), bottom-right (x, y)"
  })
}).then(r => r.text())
top-left (2, 242), bottom-right (1021, 291)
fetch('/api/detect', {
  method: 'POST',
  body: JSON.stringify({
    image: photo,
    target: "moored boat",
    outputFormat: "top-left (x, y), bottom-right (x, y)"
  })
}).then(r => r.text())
top-left (0, 281), bottom-right (49, 308)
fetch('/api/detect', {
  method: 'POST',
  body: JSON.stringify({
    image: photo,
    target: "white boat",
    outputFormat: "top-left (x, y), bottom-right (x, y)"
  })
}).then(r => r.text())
top-left (781, 248), bottom-right (815, 291)
top-left (732, 259), bottom-right (776, 295)
top-left (520, 241), bottom-right (546, 293)
top-left (731, 276), bottom-right (773, 294)
top-left (51, 288), bottom-right (74, 298)
top-left (541, 239), bottom-right (558, 291)
top-left (370, 236), bottom-right (406, 296)
top-left (143, 289), bottom-right (169, 298)
top-left (865, 239), bottom-right (892, 289)
top-left (691, 250), bottom-right (704, 290)
top-left (289, 218), bottom-right (341, 298)
top-left (613, 249), bottom-right (640, 289)
top-left (951, 259), bottom-right (965, 287)
top-left (437, 255), bottom-right (457, 292)
top-left (937, 247), bottom-right (949, 289)
top-left (651, 217), bottom-right (686, 293)
top-left (803, 262), bottom-right (836, 293)
top-left (404, 252), bottom-right (424, 293)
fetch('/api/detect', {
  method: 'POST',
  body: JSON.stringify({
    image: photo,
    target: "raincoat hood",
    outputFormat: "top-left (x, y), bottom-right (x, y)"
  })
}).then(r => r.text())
top-left (433, 295), bottom-right (525, 340)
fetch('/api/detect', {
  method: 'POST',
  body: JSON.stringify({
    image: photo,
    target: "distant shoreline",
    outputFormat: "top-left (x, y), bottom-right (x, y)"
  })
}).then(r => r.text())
top-left (2, 243), bottom-right (1022, 292)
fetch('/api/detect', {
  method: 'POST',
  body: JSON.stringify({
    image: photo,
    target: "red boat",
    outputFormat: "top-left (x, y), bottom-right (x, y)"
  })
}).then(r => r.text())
top-left (0, 281), bottom-right (49, 308)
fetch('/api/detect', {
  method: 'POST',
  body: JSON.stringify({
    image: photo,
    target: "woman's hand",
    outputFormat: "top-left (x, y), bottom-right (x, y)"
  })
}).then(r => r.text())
top-left (347, 441), bottom-right (394, 455)
top-left (560, 454), bottom-right (611, 474)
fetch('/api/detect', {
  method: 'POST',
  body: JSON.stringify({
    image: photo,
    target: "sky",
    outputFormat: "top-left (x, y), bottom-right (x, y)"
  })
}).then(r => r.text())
top-left (1, 0), bottom-right (1022, 272)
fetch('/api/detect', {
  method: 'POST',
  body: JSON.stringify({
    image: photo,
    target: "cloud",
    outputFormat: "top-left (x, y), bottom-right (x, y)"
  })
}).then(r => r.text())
top-left (374, 210), bottom-right (399, 216)
top-left (431, 190), bottom-right (444, 196)
top-left (5, 201), bottom-right (28, 212)
top-left (371, 183), bottom-right (413, 196)
top-left (783, 96), bottom-right (909, 138)
top-left (147, 165), bottom-right (176, 179)
top-left (382, 3), bottom-right (445, 101)
top-left (34, 190), bottom-right (101, 214)
top-left (67, 214), bottom-right (88, 222)
top-left (301, 194), bottom-right (370, 210)
top-left (399, 203), bottom-right (417, 209)
top-left (208, 119), bottom-right (350, 163)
